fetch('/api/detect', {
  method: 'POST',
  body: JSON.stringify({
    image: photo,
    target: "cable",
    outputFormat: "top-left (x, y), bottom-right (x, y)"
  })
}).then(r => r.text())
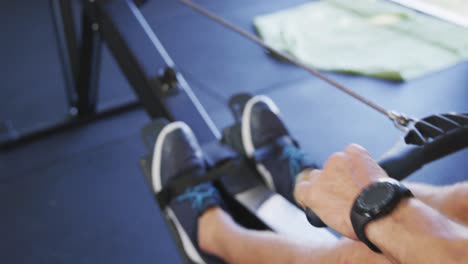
top-left (177, 0), bottom-right (391, 118)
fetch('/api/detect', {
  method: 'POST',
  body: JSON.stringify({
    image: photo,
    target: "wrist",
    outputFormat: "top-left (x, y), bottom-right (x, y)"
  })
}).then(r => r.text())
top-left (364, 197), bottom-right (468, 263)
top-left (365, 197), bottom-right (424, 255)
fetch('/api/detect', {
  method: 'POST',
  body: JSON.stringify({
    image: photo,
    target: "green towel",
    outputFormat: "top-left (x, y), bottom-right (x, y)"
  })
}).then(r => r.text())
top-left (254, 0), bottom-right (468, 81)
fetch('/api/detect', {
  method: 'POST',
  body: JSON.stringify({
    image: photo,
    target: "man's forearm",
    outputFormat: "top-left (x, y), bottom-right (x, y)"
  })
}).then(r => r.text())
top-left (366, 198), bottom-right (468, 263)
top-left (405, 181), bottom-right (468, 225)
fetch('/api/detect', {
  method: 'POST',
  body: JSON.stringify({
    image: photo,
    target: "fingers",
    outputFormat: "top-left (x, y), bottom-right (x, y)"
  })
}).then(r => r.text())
top-left (294, 145), bottom-right (367, 208)
top-left (323, 151), bottom-right (350, 173)
top-left (295, 151), bottom-right (351, 208)
top-left (294, 144), bottom-right (387, 237)
top-left (344, 144), bottom-right (388, 182)
top-left (294, 180), bottom-right (310, 208)
top-left (294, 169), bottom-right (320, 207)
top-left (294, 144), bottom-right (381, 209)
top-left (344, 144), bottom-right (370, 158)
top-left (296, 168), bottom-right (320, 184)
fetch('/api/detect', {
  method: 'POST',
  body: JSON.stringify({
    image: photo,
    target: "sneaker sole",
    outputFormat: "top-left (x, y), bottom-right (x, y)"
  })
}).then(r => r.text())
top-left (241, 95), bottom-right (280, 191)
top-left (151, 121), bottom-right (202, 192)
top-left (151, 122), bottom-right (207, 264)
top-left (166, 208), bottom-right (207, 264)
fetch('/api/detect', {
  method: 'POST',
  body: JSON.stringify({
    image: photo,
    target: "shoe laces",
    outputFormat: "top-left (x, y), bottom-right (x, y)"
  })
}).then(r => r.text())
top-left (280, 145), bottom-right (306, 180)
top-left (176, 185), bottom-right (216, 211)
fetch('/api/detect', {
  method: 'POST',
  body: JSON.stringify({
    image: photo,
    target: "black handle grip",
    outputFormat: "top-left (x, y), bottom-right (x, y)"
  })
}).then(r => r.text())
top-left (379, 124), bottom-right (468, 181)
top-left (304, 114), bottom-right (468, 228)
top-left (305, 207), bottom-right (327, 227)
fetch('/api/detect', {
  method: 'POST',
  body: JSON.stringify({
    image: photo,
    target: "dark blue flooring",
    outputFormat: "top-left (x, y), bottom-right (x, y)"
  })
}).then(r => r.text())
top-left (1, 0), bottom-right (468, 263)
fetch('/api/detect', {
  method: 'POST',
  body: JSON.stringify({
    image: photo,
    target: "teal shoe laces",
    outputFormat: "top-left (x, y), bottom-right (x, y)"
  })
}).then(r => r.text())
top-left (280, 145), bottom-right (306, 181)
top-left (177, 185), bottom-right (216, 212)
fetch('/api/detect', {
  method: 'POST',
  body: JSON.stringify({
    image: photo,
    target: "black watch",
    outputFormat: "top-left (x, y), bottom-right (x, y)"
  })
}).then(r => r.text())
top-left (350, 178), bottom-right (414, 253)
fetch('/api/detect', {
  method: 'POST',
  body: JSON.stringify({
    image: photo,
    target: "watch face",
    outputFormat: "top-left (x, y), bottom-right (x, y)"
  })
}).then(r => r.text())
top-left (356, 182), bottom-right (396, 216)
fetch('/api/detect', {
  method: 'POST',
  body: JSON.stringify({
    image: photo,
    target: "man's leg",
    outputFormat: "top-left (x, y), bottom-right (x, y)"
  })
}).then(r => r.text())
top-left (198, 207), bottom-right (391, 264)
top-left (405, 181), bottom-right (468, 225)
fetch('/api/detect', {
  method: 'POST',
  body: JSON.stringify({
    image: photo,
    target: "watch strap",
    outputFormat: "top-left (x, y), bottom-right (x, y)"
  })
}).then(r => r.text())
top-left (351, 207), bottom-right (382, 253)
top-left (351, 180), bottom-right (414, 254)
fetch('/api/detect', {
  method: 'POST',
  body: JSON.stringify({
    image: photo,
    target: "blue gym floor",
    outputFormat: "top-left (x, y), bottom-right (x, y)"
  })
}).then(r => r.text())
top-left (1, 0), bottom-right (467, 263)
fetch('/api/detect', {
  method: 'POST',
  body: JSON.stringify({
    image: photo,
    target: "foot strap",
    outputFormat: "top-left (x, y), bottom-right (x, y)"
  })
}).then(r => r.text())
top-left (251, 136), bottom-right (298, 163)
top-left (156, 142), bottom-right (243, 208)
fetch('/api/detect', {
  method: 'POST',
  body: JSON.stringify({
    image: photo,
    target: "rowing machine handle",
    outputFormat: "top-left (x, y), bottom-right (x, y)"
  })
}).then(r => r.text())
top-left (305, 207), bottom-right (327, 227)
top-left (304, 113), bottom-right (468, 228)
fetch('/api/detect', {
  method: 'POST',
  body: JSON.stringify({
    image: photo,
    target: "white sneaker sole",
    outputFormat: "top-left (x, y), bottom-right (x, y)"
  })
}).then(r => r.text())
top-left (151, 121), bottom-right (202, 192)
top-left (151, 121), bottom-right (206, 264)
top-left (241, 95), bottom-right (280, 191)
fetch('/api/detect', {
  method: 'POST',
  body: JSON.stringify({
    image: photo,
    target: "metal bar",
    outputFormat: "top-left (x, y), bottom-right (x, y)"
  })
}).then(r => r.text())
top-left (90, 0), bottom-right (220, 143)
top-left (49, 0), bottom-right (79, 110)
top-left (125, 1), bottom-right (220, 142)
top-left (0, 99), bottom-right (141, 150)
top-left (76, 9), bottom-right (102, 115)
top-left (177, 0), bottom-right (391, 118)
top-left (88, 0), bottom-right (169, 118)
top-left (3, 0), bottom-right (222, 148)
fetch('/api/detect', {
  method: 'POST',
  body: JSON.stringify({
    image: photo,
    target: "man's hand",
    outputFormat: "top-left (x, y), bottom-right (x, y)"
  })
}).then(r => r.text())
top-left (295, 144), bottom-right (468, 263)
top-left (294, 144), bottom-right (389, 239)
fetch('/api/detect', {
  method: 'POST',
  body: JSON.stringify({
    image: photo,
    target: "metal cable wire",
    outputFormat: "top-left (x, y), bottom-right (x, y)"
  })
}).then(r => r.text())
top-left (177, 0), bottom-right (391, 117)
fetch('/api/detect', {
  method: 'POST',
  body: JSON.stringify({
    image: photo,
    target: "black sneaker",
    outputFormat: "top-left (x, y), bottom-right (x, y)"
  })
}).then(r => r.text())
top-left (151, 121), bottom-right (224, 264)
top-left (240, 95), bottom-right (316, 203)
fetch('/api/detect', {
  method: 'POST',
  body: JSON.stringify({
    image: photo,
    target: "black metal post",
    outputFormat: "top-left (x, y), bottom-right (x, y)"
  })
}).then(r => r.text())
top-left (76, 7), bottom-right (102, 116)
top-left (1, 0), bottom-right (219, 149)
top-left (49, 0), bottom-right (80, 112)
